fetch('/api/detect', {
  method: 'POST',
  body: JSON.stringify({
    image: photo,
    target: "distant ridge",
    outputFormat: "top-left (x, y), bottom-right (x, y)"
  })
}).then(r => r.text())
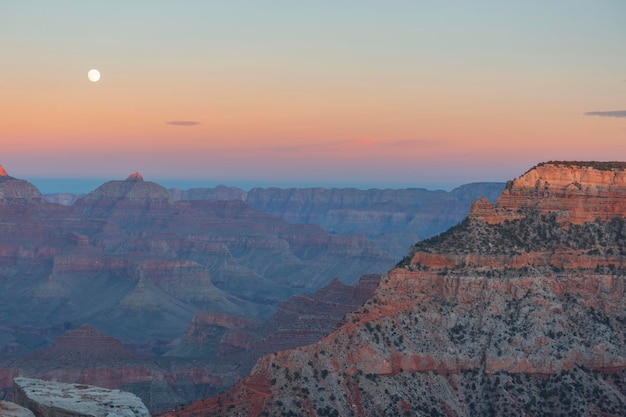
top-left (45, 179), bottom-right (505, 257)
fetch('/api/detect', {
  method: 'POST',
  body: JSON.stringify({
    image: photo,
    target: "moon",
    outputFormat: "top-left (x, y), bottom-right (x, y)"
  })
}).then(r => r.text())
top-left (87, 69), bottom-right (101, 82)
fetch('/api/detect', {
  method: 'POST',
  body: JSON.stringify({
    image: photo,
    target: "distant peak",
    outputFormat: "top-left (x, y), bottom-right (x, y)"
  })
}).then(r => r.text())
top-left (126, 172), bottom-right (144, 181)
top-left (0, 165), bottom-right (8, 177)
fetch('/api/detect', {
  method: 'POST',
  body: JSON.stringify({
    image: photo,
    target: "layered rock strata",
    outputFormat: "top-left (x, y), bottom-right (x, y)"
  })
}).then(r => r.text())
top-left (471, 161), bottom-right (626, 225)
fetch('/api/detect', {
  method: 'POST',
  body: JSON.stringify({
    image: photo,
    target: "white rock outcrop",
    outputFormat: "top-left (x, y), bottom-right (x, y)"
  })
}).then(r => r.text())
top-left (11, 377), bottom-right (149, 417)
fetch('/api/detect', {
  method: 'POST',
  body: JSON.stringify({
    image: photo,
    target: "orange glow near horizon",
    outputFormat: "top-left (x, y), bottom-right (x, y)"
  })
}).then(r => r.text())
top-left (2, 2), bottom-right (625, 187)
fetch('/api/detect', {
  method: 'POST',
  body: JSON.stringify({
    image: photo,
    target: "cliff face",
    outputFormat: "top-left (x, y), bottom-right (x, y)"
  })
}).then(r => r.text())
top-left (166, 162), bottom-right (626, 417)
top-left (471, 161), bottom-right (626, 225)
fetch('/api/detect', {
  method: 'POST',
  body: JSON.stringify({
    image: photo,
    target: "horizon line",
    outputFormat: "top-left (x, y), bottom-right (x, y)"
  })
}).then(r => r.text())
top-left (26, 177), bottom-right (504, 195)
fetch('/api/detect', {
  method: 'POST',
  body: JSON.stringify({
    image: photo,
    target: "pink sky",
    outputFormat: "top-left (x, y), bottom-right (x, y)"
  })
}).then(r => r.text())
top-left (1, 2), bottom-right (625, 191)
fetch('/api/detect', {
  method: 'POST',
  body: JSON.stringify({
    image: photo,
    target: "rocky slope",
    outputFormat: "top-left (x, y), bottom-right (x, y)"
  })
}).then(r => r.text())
top-left (164, 161), bottom-right (626, 417)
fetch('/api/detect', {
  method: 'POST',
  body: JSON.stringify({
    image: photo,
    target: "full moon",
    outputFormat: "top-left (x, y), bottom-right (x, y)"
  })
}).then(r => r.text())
top-left (87, 69), bottom-right (101, 82)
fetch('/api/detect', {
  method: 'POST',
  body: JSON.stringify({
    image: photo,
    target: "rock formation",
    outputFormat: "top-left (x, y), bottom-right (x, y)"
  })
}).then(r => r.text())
top-left (75, 172), bottom-right (170, 203)
top-left (471, 161), bottom-right (626, 225)
top-left (12, 377), bottom-right (149, 417)
top-left (0, 165), bottom-right (42, 203)
top-left (163, 161), bottom-right (626, 417)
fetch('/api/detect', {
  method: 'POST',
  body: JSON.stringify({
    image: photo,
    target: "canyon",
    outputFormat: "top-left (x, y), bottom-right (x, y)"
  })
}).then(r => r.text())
top-left (169, 182), bottom-right (504, 258)
top-left (161, 161), bottom-right (626, 417)
top-left (1, 165), bottom-right (503, 412)
top-left (0, 169), bottom-right (395, 352)
top-left (0, 276), bottom-right (381, 412)
top-left (49, 182), bottom-right (505, 259)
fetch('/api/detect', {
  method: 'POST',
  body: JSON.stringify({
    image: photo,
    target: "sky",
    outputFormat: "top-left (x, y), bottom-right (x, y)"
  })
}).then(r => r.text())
top-left (1, 1), bottom-right (625, 193)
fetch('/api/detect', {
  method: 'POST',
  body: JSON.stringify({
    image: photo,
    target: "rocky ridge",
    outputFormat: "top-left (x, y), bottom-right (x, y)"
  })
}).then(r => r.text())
top-left (164, 161), bottom-right (626, 417)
